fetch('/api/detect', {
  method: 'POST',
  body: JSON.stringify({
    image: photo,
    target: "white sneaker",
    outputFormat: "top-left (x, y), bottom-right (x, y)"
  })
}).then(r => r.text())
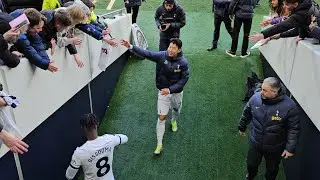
top-left (240, 51), bottom-right (250, 58)
top-left (226, 50), bottom-right (237, 57)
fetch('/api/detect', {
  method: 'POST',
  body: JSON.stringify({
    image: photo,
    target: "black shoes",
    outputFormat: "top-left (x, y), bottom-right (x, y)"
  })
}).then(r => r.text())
top-left (207, 46), bottom-right (217, 51)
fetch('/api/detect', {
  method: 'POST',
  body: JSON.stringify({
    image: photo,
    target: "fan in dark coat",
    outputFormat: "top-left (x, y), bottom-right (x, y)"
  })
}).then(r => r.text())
top-left (0, 12), bottom-right (20, 68)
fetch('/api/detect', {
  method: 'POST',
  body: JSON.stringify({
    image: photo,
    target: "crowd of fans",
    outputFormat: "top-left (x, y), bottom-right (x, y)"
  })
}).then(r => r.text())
top-left (0, 0), bottom-right (121, 155)
top-left (208, 0), bottom-right (320, 55)
top-left (0, 0), bottom-right (117, 72)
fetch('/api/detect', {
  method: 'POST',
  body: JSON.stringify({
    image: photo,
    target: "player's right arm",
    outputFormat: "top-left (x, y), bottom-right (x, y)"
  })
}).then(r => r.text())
top-left (120, 39), bottom-right (164, 63)
top-left (65, 150), bottom-right (81, 180)
top-left (132, 45), bottom-right (164, 63)
top-left (113, 134), bottom-right (128, 146)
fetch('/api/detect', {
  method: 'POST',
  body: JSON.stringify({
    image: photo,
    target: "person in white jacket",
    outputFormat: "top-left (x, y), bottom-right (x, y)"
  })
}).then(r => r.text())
top-left (0, 89), bottom-right (28, 154)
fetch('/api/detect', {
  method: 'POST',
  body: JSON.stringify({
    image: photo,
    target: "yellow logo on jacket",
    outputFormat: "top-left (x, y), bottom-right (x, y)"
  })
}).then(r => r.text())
top-left (174, 65), bottom-right (181, 72)
top-left (272, 110), bottom-right (282, 121)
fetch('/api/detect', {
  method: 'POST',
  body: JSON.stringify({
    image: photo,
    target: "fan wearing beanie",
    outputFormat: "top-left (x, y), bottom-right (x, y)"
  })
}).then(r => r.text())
top-left (164, 0), bottom-right (175, 4)
top-left (155, 0), bottom-right (186, 51)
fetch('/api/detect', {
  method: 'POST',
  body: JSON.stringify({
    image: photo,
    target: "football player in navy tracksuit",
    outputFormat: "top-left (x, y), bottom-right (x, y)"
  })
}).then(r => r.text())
top-left (120, 38), bottom-right (189, 155)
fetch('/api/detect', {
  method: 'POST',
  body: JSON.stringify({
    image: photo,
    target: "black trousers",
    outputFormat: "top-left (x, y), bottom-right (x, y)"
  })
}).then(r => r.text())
top-left (246, 145), bottom-right (283, 180)
top-left (66, 44), bottom-right (77, 55)
top-left (159, 32), bottom-right (180, 51)
top-left (212, 14), bottom-right (233, 47)
top-left (126, 5), bottom-right (140, 24)
top-left (159, 37), bottom-right (171, 51)
top-left (230, 17), bottom-right (252, 55)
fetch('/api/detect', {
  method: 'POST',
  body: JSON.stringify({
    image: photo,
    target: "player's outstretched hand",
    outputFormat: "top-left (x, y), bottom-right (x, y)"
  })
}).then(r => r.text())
top-left (120, 39), bottom-right (131, 48)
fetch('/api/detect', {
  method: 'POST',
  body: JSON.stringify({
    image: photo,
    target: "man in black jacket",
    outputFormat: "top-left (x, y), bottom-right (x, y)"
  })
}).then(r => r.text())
top-left (239, 77), bottom-right (300, 180)
top-left (0, 12), bottom-right (22, 68)
top-left (226, 0), bottom-right (254, 58)
top-left (208, 0), bottom-right (233, 51)
top-left (155, 0), bottom-right (186, 51)
top-left (249, 0), bottom-right (312, 42)
top-left (124, 0), bottom-right (144, 24)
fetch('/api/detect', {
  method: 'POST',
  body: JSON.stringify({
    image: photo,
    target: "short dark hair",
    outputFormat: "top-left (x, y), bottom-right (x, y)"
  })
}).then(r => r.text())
top-left (170, 38), bottom-right (182, 49)
top-left (284, 0), bottom-right (299, 4)
top-left (80, 113), bottom-right (99, 131)
top-left (54, 9), bottom-right (72, 26)
top-left (24, 8), bottom-right (47, 27)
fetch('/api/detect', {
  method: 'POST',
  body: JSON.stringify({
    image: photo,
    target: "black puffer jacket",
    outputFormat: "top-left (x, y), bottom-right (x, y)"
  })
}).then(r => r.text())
top-left (213, 0), bottom-right (232, 17)
top-left (1, 0), bottom-right (43, 13)
top-left (39, 10), bottom-right (56, 50)
top-left (228, 0), bottom-right (254, 19)
top-left (238, 85), bottom-right (300, 153)
top-left (124, 0), bottom-right (142, 8)
top-left (155, 0), bottom-right (186, 37)
top-left (0, 12), bottom-right (20, 68)
top-left (279, 3), bottom-right (319, 39)
top-left (131, 45), bottom-right (190, 93)
top-left (262, 0), bottom-right (312, 38)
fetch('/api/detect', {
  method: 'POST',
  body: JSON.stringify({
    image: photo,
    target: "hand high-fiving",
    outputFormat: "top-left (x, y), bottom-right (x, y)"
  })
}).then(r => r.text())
top-left (72, 37), bottom-right (82, 45)
top-left (249, 32), bottom-right (265, 42)
top-left (309, 15), bottom-right (317, 32)
top-left (120, 39), bottom-right (131, 48)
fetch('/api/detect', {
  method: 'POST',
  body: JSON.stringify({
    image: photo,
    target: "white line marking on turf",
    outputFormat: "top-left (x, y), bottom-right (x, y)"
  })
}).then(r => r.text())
top-left (107, 0), bottom-right (116, 10)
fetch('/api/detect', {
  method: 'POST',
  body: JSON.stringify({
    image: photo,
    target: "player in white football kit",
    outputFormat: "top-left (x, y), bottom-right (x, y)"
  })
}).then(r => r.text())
top-left (65, 113), bottom-right (128, 180)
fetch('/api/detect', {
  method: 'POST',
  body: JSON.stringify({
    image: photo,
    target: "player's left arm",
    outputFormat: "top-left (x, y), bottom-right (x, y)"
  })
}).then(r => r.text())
top-left (65, 151), bottom-right (81, 180)
top-left (168, 61), bottom-right (190, 94)
top-left (113, 134), bottom-right (128, 146)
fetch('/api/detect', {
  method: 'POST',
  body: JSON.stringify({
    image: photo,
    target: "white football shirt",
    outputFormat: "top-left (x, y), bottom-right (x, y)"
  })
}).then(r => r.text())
top-left (66, 134), bottom-right (128, 180)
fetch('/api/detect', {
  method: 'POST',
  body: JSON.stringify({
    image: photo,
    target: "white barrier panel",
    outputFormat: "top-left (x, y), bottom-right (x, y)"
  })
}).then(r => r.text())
top-left (260, 37), bottom-right (297, 87)
top-left (0, 13), bottom-right (132, 157)
top-left (289, 41), bottom-right (320, 131)
top-left (90, 14), bottom-right (132, 78)
top-left (260, 38), bottom-right (320, 131)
